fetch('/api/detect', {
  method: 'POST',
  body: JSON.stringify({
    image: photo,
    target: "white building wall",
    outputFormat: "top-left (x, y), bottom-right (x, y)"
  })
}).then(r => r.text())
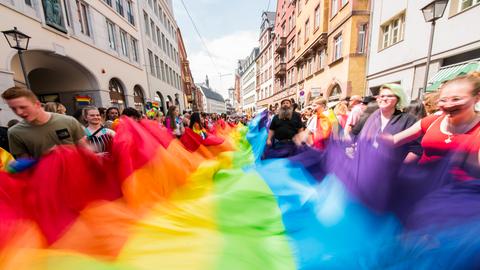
top-left (138, 0), bottom-right (184, 112)
top-left (0, 0), bottom-right (148, 124)
top-left (367, 0), bottom-right (480, 98)
top-left (241, 63), bottom-right (257, 112)
top-left (258, 42), bottom-right (274, 105)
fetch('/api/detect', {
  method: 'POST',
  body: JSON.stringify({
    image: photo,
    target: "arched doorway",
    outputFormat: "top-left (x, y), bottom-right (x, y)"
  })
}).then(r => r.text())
top-left (156, 91), bottom-right (165, 114)
top-left (10, 50), bottom-right (99, 114)
top-left (328, 84), bottom-right (342, 101)
top-left (133, 85), bottom-right (145, 112)
top-left (109, 78), bottom-right (126, 111)
top-left (174, 93), bottom-right (181, 110)
top-left (166, 95), bottom-right (173, 109)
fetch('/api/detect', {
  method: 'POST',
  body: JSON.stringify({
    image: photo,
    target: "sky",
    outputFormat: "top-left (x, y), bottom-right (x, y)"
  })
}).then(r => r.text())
top-left (172, 0), bottom-right (274, 98)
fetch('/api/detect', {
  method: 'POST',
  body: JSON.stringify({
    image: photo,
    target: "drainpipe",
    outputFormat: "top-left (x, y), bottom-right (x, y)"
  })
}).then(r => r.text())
top-left (364, 0), bottom-right (375, 96)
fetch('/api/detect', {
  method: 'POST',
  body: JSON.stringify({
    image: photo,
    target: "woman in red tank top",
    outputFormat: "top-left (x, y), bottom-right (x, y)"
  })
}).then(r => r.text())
top-left (389, 73), bottom-right (480, 166)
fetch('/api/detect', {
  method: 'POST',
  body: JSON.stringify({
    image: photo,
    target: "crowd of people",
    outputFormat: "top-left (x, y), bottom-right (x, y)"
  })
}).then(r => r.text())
top-left (0, 86), bottom-right (248, 168)
top-left (265, 72), bottom-right (480, 169)
top-left (0, 71), bottom-right (478, 171)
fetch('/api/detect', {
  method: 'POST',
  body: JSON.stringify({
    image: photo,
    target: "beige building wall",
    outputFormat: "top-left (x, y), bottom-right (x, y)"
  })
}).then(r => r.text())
top-left (0, 0), bottom-right (148, 124)
top-left (295, 0), bottom-right (330, 105)
top-left (295, 0), bottom-right (369, 106)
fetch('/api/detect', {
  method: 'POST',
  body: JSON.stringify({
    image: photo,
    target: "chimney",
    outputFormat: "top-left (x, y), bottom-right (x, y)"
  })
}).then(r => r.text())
top-left (205, 75), bottom-right (210, 88)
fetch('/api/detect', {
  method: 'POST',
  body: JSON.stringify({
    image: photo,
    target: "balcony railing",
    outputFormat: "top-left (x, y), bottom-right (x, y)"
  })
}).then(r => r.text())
top-left (275, 37), bottom-right (286, 53)
top-left (274, 62), bottom-right (286, 77)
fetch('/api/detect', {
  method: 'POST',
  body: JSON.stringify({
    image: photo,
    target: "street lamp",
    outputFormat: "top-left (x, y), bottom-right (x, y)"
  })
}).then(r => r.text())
top-left (420, 0), bottom-right (448, 97)
top-left (2, 27), bottom-right (31, 89)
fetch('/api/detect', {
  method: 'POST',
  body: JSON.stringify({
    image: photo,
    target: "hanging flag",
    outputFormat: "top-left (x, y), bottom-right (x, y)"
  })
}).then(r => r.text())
top-left (75, 95), bottom-right (92, 106)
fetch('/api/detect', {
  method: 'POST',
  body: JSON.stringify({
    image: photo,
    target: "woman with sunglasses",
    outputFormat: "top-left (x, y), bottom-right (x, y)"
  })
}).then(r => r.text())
top-left (389, 73), bottom-right (480, 165)
top-left (359, 84), bottom-right (422, 162)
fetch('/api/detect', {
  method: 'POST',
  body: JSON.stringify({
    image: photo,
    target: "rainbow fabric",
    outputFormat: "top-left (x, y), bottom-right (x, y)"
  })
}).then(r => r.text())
top-left (0, 112), bottom-right (479, 269)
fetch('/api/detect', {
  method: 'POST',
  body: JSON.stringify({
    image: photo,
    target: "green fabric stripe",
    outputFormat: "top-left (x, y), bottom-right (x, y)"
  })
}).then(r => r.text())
top-left (213, 166), bottom-right (296, 270)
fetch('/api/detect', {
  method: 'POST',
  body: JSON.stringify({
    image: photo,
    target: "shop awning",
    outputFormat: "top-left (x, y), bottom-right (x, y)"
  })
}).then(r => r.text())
top-left (426, 60), bottom-right (480, 92)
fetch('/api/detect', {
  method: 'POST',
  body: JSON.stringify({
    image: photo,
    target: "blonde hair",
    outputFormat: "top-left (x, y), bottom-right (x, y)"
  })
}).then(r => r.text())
top-left (423, 92), bottom-right (439, 115)
top-left (44, 102), bottom-right (58, 113)
top-left (442, 72), bottom-right (480, 96)
top-left (312, 97), bottom-right (327, 107)
top-left (334, 101), bottom-right (348, 116)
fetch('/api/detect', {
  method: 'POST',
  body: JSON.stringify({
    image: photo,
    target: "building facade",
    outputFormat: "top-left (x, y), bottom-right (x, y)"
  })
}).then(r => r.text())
top-left (272, 0), bottom-right (298, 106)
top-left (366, 0), bottom-right (480, 99)
top-left (139, 0), bottom-right (184, 114)
top-left (197, 77), bottom-right (226, 114)
top-left (238, 47), bottom-right (259, 115)
top-left (255, 11), bottom-right (276, 110)
top-left (295, 0), bottom-right (370, 107)
top-left (177, 27), bottom-right (201, 111)
top-left (0, 0), bottom-right (186, 125)
top-left (0, 0), bottom-right (148, 124)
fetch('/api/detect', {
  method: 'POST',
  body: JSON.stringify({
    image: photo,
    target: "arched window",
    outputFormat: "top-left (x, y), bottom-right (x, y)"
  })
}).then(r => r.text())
top-left (109, 78), bottom-right (126, 110)
top-left (133, 85), bottom-right (145, 112)
top-left (156, 91), bottom-right (165, 114)
top-left (174, 93), bottom-right (180, 108)
top-left (166, 95), bottom-right (173, 109)
top-left (329, 84), bottom-right (342, 101)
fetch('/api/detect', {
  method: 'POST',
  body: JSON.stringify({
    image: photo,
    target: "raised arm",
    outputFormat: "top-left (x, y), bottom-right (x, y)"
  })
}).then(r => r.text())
top-left (392, 121), bottom-right (423, 146)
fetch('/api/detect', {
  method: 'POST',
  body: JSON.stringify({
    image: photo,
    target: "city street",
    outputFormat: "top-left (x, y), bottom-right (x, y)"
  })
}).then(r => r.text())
top-left (0, 0), bottom-right (480, 269)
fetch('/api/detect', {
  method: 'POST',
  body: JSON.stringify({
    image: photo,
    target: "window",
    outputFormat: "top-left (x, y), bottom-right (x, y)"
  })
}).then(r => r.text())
top-left (160, 60), bottom-right (165, 81)
top-left (120, 30), bottom-right (129, 56)
top-left (76, 0), bottom-right (90, 36)
top-left (153, 0), bottom-right (158, 15)
top-left (297, 30), bottom-right (302, 50)
top-left (297, 0), bottom-right (302, 13)
top-left (148, 50), bottom-right (155, 75)
top-left (25, 0), bottom-right (32, 6)
top-left (115, 0), bottom-right (124, 16)
top-left (161, 34), bottom-right (166, 52)
top-left (150, 20), bottom-right (156, 41)
top-left (155, 55), bottom-right (160, 78)
top-left (460, 0), bottom-right (479, 11)
top-left (156, 27), bottom-right (161, 46)
top-left (63, 0), bottom-right (71, 27)
top-left (104, 0), bottom-right (112, 7)
top-left (126, 0), bottom-right (135, 25)
top-left (312, 6), bottom-right (320, 31)
top-left (341, 0), bottom-right (348, 6)
top-left (304, 19), bottom-right (310, 42)
top-left (148, 0), bottom-right (152, 7)
top-left (333, 34), bottom-right (343, 61)
top-left (358, 24), bottom-right (367, 53)
top-left (143, 11), bottom-right (150, 36)
top-left (131, 37), bottom-right (139, 62)
top-left (307, 58), bottom-right (312, 76)
top-left (332, 0), bottom-right (339, 16)
top-left (317, 49), bottom-right (325, 70)
top-left (288, 16), bottom-right (293, 32)
top-left (106, 20), bottom-right (116, 50)
top-left (380, 13), bottom-right (405, 49)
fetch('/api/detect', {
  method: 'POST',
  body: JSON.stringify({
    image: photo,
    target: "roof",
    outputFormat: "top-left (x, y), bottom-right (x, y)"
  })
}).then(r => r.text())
top-left (197, 83), bottom-right (225, 102)
top-left (427, 60), bottom-right (480, 91)
top-left (265, 12), bottom-right (276, 26)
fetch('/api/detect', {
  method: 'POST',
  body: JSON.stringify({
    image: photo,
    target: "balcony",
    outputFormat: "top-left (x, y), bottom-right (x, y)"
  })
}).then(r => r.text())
top-left (274, 62), bottom-right (286, 78)
top-left (275, 37), bottom-right (286, 53)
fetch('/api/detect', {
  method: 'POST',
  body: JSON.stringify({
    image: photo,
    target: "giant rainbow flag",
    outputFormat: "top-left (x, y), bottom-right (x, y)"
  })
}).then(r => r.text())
top-left (0, 111), bottom-right (480, 269)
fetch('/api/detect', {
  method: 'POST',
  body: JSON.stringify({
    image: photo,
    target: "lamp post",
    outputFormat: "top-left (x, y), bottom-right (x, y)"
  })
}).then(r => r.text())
top-left (420, 0), bottom-right (448, 98)
top-left (2, 27), bottom-right (31, 89)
